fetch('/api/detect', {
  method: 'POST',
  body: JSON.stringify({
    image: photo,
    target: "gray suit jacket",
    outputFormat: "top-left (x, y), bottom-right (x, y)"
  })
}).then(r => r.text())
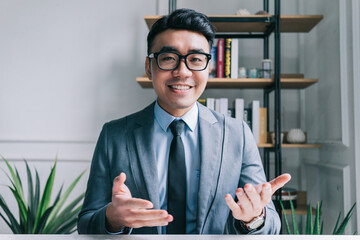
top-left (77, 102), bottom-right (280, 234)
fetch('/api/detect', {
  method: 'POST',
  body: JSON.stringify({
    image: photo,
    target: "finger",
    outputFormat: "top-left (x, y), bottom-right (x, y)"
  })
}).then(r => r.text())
top-left (243, 184), bottom-right (261, 210)
top-left (120, 197), bottom-right (154, 209)
top-left (131, 215), bottom-right (173, 228)
top-left (126, 209), bottom-right (170, 221)
top-left (112, 172), bottom-right (127, 194)
top-left (255, 184), bottom-right (262, 194)
top-left (269, 173), bottom-right (291, 194)
top-left (260, 182), bottom-right (272, 205)
top-left (224, 194), bottom-right (241, 215)
top-left (236, 188), bottom-right (252, 211)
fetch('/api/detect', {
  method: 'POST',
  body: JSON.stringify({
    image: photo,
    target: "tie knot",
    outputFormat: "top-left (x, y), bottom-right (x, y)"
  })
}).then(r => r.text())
top-left (169, 120), bottom-right (185, 136)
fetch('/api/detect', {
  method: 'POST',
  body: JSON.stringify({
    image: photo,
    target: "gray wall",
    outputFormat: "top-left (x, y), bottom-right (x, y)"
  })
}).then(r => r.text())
top-left (0, 0), bottom-right (357, 234)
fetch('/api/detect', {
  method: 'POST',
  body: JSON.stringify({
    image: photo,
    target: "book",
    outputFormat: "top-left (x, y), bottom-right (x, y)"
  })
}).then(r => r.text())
top-left (215, 98), bottom-right (220, 113)
top-left (216, 39), bottom-right (224, 78)
top-left (259, 108), bottom-right (267, 144)
top-left (206, 98), bottom-right (215, 111)
top-left (249, 100), bottom-right (260, 143)
top-left (198, 98), bottom-right (206, 106)
top-left (219, 98), bottom-right (229, 116)
top-left (224, 38), bottom-right (232, 78)
top-left (209, 44), bottom-right (217, 78)
top-left (235, 98), bottom-right (244, 121)
top-left (231, 39), bottom-right (239, 79)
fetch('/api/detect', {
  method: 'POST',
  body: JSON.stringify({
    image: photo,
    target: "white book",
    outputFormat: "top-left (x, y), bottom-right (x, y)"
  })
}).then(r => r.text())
top-left (235, 98), bottom-right (244, 121)
top-left (206, 98), bottom-right (215, 111)
top-left (231, 39), bottom-right (239, 79)
top-left (250, 100), bottom-right (260, 143)
top-left (219, 98), bottom-right (228, 116)
top-left (215, 98), bottom-right (221, 113)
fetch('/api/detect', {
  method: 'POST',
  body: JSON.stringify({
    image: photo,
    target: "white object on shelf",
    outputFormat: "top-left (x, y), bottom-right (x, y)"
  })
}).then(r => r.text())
top-left (287, 128), bottom-right (306, 143)
top-left (235, 8), bottom-right (251, 15)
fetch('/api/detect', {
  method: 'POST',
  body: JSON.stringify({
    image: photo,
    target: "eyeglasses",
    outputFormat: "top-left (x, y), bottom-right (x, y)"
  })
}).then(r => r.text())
top-left (148, 51), bottom-right (212, 71)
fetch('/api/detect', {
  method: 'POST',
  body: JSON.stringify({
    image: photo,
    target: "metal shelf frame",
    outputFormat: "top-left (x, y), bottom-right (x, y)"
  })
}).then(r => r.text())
top-left (168, 0), bottom-right (283, 217)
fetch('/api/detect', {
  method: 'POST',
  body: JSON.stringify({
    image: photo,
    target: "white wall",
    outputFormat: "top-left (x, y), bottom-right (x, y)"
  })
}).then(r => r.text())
top-left (0, 0), bottom-right (157, 233)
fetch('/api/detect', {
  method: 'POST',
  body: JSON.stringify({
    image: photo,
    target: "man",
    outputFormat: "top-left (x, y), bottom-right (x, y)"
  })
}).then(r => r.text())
top-left (78, 8), bottom-right (291, 235)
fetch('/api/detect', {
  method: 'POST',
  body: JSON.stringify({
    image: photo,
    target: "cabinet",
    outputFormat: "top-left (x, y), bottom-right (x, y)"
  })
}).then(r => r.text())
top-left (137, 1), bottom-right (323, 215)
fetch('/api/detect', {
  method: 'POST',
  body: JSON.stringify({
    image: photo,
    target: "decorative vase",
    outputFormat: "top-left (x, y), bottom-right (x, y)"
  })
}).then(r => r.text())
top-left (287, 128), bottom-right (306, 143)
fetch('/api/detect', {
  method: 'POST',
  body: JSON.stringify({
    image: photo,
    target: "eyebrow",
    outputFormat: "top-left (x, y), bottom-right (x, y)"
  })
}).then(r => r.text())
top-left (158, 46), bottom-right (207, 54)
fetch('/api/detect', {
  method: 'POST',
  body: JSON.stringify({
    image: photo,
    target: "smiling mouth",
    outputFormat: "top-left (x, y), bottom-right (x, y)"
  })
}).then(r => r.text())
top-left (168, 85), bottom-right (192, 90)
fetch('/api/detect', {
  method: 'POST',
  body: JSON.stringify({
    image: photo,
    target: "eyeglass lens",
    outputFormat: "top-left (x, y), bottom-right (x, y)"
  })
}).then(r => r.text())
top-left (157, 52), bottom-right (209, 70)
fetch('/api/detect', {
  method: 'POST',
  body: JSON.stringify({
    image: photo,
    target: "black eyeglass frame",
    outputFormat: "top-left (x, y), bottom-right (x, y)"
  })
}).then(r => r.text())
top-left (148, 51), bottom-right (212, 71)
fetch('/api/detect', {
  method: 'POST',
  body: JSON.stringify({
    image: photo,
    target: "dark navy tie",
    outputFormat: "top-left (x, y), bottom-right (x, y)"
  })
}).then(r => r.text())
top-left (167, 119), bottom-right (186, 234)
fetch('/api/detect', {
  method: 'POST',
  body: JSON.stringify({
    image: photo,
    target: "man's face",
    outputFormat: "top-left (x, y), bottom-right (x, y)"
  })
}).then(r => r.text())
top-left (145, 29), bottom-right (210, 117)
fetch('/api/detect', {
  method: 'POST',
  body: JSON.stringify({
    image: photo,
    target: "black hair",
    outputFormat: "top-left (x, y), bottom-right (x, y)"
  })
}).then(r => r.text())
top-left (147, 8), bottom-right (215, 55)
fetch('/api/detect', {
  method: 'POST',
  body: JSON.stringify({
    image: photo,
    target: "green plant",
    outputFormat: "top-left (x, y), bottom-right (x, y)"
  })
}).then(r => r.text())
top-left (0, 156), bottom-right (85, 234)
top-left (280, 192), bottom-right (356, 235)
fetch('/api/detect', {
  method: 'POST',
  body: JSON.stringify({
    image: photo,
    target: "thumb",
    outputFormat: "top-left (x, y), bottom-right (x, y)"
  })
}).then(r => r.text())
top-left (269, 173), bottom-right (291, 194)
top-left (112, 172), bottom-right (132, 197)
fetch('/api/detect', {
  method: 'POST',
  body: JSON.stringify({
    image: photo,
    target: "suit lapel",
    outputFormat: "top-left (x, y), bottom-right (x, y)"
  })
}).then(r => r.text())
top-left (131, 103), bottom-right (160, 211)
top-left (196, 104), bottom-right (223, 233)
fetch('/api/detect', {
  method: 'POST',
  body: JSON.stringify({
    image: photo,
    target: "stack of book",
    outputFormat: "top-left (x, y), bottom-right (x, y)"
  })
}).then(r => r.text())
top-left (209, 38), bottom-right (239, 79)
top-left (199, 98), bottom-right (267, 144)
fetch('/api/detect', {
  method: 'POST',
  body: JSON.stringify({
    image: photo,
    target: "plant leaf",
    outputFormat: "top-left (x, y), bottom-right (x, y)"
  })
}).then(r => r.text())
top-left (279, 199), bottom-right (291, 234)
top-left (25, 161), bottom-right (34, 214)
top-left (8, 187), bottom-right (27, 224)
top-left (334, 203), bottom-right (356, 235)
top-left (33, 206), bottom-right (54, 234)
top-left (15, 168), bottom-right (22, 192)
top-left (34, 169), bottom-right (40, 215)
top-left (0, 195), bottom-right (21, 233)
top-left (313, 202), bottom-right (321, 234)
top-left (321, 221), bottom-right (324, 235)
top-left (33, 160), bottom-right (57, 231)
top-left (44, 194), bottom-right (84, 233)
top-left (1, 157), bottom-right (27, 212)
top-left (333, 212), bottom-right (342, 234)
top-left (289, 192), bottom-right (299, 234)
top-left (54, 213), bottom-right (79, 234)
top-left (305, 204), bottom-right (313, 234)
top-left (44, 170), bottom-right (85, 230)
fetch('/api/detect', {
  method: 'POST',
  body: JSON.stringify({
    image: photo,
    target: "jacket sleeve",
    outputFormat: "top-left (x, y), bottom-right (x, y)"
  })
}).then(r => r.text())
top-left (77, 123), bottom-right (112, 234)
top-left (226, 121), bottom-right (281, 235)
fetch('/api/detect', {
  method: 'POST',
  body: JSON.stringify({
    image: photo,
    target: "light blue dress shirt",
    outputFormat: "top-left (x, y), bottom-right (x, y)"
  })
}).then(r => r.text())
top-left (154, 101), bottom-right (200, 234)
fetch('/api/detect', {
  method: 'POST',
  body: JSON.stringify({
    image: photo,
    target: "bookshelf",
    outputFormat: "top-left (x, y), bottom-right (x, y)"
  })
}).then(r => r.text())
top-left (145, 15), bottom-right (323, 33)
top-left (136, 77), bottom-right (318, 89)
top-left (258, 143), bottom-right (321, 148)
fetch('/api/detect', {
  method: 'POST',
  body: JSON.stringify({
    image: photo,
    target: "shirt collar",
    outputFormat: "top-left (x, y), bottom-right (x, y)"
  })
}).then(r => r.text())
top-left (154, 100), bottom-right (198, 133)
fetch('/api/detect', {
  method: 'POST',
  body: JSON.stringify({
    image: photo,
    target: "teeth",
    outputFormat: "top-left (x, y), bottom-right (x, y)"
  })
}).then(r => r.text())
top-left (170, 85), bottom-right (190, 90)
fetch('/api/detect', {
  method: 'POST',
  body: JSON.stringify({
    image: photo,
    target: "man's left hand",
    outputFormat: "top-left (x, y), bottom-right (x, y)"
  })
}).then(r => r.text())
top-left (225, 173), bottom-right (291, 222)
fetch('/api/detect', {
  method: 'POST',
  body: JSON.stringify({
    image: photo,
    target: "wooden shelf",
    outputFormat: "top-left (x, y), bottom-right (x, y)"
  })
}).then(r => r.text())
top-left (144, 15), bottom-right (323, 33)
top-left (258, 143), bottom-right (321, 148)
top-left (136, 77), bottom-right (318, 89)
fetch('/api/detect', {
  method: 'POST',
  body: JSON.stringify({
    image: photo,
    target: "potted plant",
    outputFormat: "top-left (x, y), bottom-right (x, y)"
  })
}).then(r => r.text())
top-left (280, 192), bottom-right (356, 235)
top-left (0, 156), bottom-right (85, 234)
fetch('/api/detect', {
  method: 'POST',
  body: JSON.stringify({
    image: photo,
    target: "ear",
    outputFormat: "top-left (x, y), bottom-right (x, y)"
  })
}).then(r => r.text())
top-left (145, 57), bottom-right (152, 80)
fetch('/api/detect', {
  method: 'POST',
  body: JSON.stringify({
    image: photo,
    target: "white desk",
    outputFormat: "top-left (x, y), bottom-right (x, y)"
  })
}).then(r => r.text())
top-left (0, 235), bottom-right (359, 240)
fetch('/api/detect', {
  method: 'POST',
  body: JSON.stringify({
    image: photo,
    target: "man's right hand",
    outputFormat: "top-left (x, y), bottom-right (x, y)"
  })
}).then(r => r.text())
top-left (105, 172), bottom-right (173, 232)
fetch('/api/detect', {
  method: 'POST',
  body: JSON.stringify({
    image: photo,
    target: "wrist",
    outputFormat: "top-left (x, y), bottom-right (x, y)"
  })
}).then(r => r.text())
top-left (105, 203), bottom-right (125, 233)
top-left (240, 207), bottom-right (266, 231)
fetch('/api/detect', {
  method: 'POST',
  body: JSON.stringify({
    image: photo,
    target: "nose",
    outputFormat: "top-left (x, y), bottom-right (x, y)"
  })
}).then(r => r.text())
top-left (173, 59), bottom-right (192, 78)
